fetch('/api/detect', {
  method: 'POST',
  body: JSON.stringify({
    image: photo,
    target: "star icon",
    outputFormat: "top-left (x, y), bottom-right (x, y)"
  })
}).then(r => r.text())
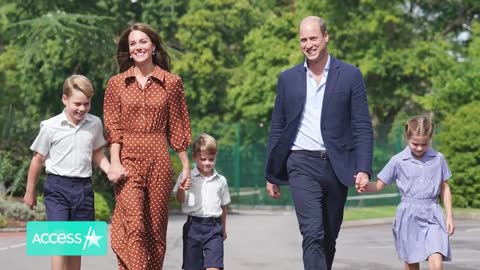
top-left (83, 228), bottom-right (104, 250)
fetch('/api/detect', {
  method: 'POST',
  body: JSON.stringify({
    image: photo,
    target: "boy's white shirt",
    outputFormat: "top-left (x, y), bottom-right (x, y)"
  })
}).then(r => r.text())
top-left (30, 111), bottom-right (105, 178)
top-left (174, 167), bottom-right (231, 218)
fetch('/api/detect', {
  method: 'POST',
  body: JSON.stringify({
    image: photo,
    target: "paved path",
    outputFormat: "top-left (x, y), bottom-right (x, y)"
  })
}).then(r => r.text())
top-left (1, 212), bottom-right (479, 269)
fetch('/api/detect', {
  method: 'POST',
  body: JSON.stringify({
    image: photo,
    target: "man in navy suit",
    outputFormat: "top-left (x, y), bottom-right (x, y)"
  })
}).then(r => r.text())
top-left (265, 16), bottom-right (373, 270)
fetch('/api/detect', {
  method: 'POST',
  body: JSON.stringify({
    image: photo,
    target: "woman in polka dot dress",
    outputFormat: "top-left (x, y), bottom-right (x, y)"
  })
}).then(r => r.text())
top-left (104, 23), bottom-right (192, 270)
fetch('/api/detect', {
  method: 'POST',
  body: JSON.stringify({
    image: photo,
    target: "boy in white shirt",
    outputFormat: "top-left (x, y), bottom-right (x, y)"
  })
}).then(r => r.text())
top-left (174, 133), bottom-right (231, 270)
top-left (23, 74), bottom-right (111, 270)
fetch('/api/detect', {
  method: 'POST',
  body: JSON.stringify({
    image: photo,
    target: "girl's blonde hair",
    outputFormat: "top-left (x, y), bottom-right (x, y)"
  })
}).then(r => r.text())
top-left (63, 75), bottom-right (94, 98)
top-left (192, 133), bottom-right (217, 158)
top-left (404, 115), bottom-right (435, 139)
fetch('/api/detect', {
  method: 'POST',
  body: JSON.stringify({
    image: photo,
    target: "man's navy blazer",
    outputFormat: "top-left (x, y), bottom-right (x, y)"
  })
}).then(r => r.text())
top-left (265, 56), bottom-right (374, 187)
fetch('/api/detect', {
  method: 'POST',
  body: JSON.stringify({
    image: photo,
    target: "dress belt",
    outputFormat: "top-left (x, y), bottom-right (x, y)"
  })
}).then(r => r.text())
top-left (401, 197), bottom-right (437, 204)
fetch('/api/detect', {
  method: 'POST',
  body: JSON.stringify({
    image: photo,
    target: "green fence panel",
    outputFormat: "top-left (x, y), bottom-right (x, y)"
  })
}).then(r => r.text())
top-left (185, 122), bottom-right (404, 208)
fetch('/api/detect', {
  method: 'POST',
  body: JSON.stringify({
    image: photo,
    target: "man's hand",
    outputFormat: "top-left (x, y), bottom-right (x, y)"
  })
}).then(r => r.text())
top-left (266, 181), bottom-right (281, 199)
top-left (354, 172), bottom-right (369, 193)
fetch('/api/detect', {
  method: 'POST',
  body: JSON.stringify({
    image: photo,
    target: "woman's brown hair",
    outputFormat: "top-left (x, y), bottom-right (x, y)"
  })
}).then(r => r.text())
top-left (116, 23), bottom-right (171, 72)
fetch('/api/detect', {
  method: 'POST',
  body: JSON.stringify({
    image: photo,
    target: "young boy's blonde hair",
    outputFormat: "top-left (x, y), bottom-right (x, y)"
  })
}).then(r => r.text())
top-left (63, 74), bottom-right (94, 98)
top-left (192, 133), bottom-right (217, 158)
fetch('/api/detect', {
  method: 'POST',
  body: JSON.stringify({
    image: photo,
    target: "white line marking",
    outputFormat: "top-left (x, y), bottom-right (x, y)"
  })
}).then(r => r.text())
top-left (233, 191), bottom-right (401, 200)
top-left (10, 243), bottom-right (26, 248)
top-left (0, 242), bottom-right (26, 251)
top-left (233, 190), bottom-right (262, 196)
top-left (465, 227), bottom-right (480, 233)
top-left (347, 193), bottom-right (400, 200)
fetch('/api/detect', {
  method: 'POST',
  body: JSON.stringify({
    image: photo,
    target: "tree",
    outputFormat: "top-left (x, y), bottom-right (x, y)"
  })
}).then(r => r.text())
top-left (416, 22), bottom-right (480, 119)
top-left (438, 101), bottom-right (480, 208)
top-left (140, 0), bottom-right (189, 48)
top-left (227, 9), bottom-right (299, 123)
top-left (174, 0), bottom-right (267, 120)
top-left (0, 1), bottom-right (123, 195)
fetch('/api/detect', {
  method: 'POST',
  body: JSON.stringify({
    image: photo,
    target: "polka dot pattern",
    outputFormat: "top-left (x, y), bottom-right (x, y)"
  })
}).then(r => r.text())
top-left (104, 65), bottom-right (192, 270)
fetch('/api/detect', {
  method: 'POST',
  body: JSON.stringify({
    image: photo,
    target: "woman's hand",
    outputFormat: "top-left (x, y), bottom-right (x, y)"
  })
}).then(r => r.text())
top-left (181, 167), bottom-right (191, 185)
top-left (108, 161), bottom-right (126, 183)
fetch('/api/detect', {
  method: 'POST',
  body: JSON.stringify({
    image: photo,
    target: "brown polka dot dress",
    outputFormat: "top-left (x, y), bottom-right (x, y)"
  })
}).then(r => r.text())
top-left (103, 65), bottom-right (191, 270)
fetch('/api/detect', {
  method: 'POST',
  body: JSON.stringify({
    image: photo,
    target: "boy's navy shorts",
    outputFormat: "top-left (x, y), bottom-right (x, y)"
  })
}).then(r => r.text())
top-left (182, 216), bottom-right (224, 270)
top-left (43, 174), bottom-right (95, 221)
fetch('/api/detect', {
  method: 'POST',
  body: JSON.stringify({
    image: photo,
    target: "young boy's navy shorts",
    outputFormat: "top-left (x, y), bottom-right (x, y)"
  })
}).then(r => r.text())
top-left (182, 216), bottom-right (224, 270)
top-left (43, 174), bottom-right (95, 221)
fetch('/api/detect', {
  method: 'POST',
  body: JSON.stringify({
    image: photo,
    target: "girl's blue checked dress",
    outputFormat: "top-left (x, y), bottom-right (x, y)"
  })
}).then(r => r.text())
top-left (377, 147), bottom-right (452, 263)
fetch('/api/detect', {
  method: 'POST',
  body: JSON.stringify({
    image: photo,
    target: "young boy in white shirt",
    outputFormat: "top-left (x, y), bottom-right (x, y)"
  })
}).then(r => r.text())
top-left (174, 133), bottom-right (231, 270)
top-left (23, 74), bottom-right (111, 270)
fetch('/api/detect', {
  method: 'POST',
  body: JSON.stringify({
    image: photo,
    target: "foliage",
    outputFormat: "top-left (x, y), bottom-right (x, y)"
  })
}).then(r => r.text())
top-left (94, 192), bottom-right (111, 222)
top-left (438, 101), bottom-right (480, 208)
top-left (0, 0), bottom-right (480, 206)
top-left (0, 150), bottom-right (15, 191)
top-left (0, 191), bottom-right (113, 225)
top-left (0, 2), bottom-right (120, 197)
top-left (175, 0), bottom-right (267, 121)
top-left (227, 10), bottom-right (299, 123)
top-left (2, 199), bottom-right (35, 221)
top-left (8, 11), bottom-right (117, 117)
top-left (0, 195), bottom-right (45, 222)
top-left (372, 143), bottom-right (396, 175)
top-left (92, 170), bottom-right (115, 211)
top-left (169, 196), bottom-right (181, 211)
top-left (140, 0), bottom-right (189, 46)
top-left (416, 22), bottom-right (480, 120)
top-left (0, 213), bottom-right (7, 228)
top-left (0, 150), bottom-right (30, 196)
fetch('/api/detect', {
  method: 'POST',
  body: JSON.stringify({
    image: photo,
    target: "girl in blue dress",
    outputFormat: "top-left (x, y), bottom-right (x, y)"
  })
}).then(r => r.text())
top-left (360, 115), bottom-right (455, 270)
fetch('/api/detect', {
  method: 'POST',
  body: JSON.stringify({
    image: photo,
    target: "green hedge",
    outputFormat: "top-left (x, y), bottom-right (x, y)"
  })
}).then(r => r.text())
top-left (438, 101), bottom-right (480, 208)
top-left (94, 192), bottom-right (111, 222)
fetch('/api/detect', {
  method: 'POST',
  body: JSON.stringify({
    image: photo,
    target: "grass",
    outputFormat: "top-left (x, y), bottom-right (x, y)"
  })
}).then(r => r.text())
top-left (343, 206), bottom-right (480, 221)
top-left (343, 206), bottom-right (397, 221)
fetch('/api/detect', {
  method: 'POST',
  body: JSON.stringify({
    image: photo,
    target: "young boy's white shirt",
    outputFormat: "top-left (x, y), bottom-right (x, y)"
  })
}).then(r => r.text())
top-left (30, 111), bottom-right (105, 178)
top-left (174, 167), bottom-right (231, 218)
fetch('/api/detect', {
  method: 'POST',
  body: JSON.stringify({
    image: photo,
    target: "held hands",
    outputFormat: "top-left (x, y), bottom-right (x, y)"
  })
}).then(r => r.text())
top-left (179, 177), bottom-right (192, 191)
top-left (354, 172), bottom-right (369, 193)
top-left (178, 167), bottom-right (192, 191)
top-left (108, 162), bottom-right (126, 184)
top-left (266, 181), bottom-right (281, 199)
top-left (181, 167), bottom-right (191, 184)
